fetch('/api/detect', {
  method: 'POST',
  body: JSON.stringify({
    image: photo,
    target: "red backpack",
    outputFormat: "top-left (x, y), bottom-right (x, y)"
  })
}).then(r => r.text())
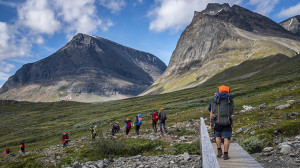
top-left (152, 112), bottom-right (159, 122)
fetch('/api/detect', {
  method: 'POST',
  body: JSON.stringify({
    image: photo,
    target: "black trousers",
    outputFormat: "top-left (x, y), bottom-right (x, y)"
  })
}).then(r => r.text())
top-left (135, 125), bottom-right (140, 135)
top-left (152, 121), bottom-right (157, 132)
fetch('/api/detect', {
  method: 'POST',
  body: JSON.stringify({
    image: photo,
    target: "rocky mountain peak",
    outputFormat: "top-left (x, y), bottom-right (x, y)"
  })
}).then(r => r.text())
top-left (0, 34), bottom-right (166, 102)
top-left (279, 15), bottom-right (300, 36)
top-left (201, 3), bottom-right (231, 15)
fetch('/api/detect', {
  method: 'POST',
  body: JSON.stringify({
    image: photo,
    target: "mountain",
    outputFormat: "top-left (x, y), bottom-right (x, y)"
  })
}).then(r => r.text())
top-left (0, 33), bottom-right (166, 102)
top-left (141, 3), bottom-right (300, 95)
top-left (279, 15), bottom-right (300, 36)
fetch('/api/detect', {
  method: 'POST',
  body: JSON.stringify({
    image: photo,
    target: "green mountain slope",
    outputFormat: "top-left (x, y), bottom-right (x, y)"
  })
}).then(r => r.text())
top-left (0, 54), bottom-right (299, 167)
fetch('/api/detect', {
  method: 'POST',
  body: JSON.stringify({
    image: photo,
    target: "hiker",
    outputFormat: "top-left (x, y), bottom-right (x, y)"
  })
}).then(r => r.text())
top-left (3, 147), bottom-right (11, 154)
top-left (210, 85), bottom-right (234, 160)
top-left (92, 126), bottom-right (98, 139)
top-left (158, 108), bottom-right (167, 133)
top-left (134, 114), bottom-right (142, 135)
top-left (124, 118), bottom-right (132, 136)
top-left (19, 141), bottom-right (25, 153)
top-left (150, 111), bottom-right (159, 132)
top-left (111, 122), bottom-right (120, 138)
top-left (89, 127), bottom-right (94, 139)
top-left (62, 131), bottom-right (70, 148)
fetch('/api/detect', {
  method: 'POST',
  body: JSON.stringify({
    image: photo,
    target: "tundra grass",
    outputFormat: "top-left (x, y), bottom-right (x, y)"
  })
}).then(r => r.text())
top-left (0, 54), bottom-right (299, 166)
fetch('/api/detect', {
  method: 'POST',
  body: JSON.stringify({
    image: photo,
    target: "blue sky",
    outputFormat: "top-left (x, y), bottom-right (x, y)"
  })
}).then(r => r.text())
top-left (0, 0), bottom-right (300, 87)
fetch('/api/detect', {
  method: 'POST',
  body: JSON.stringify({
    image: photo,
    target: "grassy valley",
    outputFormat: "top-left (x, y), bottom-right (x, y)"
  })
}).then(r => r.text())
top-left (0, 54), bottom-right (300, 167)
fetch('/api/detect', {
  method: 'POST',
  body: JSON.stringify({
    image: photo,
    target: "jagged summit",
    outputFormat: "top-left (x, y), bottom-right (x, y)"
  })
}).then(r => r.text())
top-left (195, 4), bottom-right (296, 39)
top-left (279, 15), bottom-right (300, 36)
top-left (0, 33), bottom-right (166, 102)
top-left (201, 3), bottom-right (231, 15)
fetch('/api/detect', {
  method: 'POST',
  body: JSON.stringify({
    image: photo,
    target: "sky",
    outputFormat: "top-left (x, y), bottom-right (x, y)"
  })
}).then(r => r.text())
top-left (0, 0), bottom-right (300, 87)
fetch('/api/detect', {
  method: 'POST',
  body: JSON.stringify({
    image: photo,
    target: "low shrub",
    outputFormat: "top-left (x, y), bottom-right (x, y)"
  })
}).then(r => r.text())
top-left (238, 137), bottom-right (266, 154)
top-left (91, 138), bottom-right (163, 159)
top-left (168, 140), bottom-right (200, 155)
top-left (6, 158), bottom-right (44, 168)
top-left (169, 129), bottom-right (195, 137)
top-left (277, 121), bottom-right (300, 136)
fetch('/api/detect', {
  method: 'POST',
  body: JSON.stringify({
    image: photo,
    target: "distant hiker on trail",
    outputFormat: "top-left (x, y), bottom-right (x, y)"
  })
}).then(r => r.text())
top-left (111, 122), bottom-right (120, 138)
top-left (158, 108), bottom-right (167, 133)
top-left (62, 131), bottom-right (70, 148)
top-left (124, 118), bottom-right (132, 137)
top-left (3, 147), bottom-right (11, 154)
top-left (90, 126), bottom-right (98, 139)
top-left (19, 141), bottom-right (25, 153)
top-left (150, 112), bottom-right (159, 132)
top-left (210, 85), bottom-right (234, 160)
top-left (134, 114), bottom-right (142, 135)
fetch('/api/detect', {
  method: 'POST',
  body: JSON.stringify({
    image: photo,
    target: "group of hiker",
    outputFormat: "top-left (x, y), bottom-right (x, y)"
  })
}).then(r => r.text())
top-left (88, 108), bottom-right (168, 139)
top-left (3, 85), bottom-right (233, 162)
top-left (2, 142), bottom-right (25, 156)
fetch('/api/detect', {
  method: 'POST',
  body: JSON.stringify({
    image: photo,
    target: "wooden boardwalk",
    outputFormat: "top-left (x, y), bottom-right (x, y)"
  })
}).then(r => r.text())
top-left (200, 117), bottom-right (264, 168)
top-left (212, 143), bottom-right (264, 168)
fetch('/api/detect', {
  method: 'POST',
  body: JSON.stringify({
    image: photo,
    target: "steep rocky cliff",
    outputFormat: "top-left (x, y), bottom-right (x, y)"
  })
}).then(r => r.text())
top-left (142, 3), bottom-right (300, 95)
top-left (279, 15), bottom-right (300, 36)
top-left (0, 33), bottom-right (166, 102)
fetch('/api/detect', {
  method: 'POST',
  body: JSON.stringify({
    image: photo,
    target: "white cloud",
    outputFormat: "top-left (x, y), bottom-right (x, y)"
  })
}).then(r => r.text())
top-left (18, 0), bottom-right (61, 35)
top-left (54, 0), bottom-right (109, 39)
top-left (0, 72), bottom-right (11, 81)
top-left (148, 0), bottom-right (241, 32)
top-left (277, 3), bottom-right (300, 18)
top-left (99, 0), bottom-right (126, 13)
top-left (0, 22), bottom-right (31, 59)
top-left (248, 0), bottom-right (279, 16)
top-left (0, 0), bottom-right (18, 8)
top-left (0, 61), bottom-right (15, 73)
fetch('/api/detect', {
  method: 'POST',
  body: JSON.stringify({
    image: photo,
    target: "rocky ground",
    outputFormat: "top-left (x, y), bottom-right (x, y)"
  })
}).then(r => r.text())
top-left (72, 154), bottom-right (201, 168)
top-left (1, 115), bottom-right (300, 168)
top-left (252, 135), bottom-right (300, 168)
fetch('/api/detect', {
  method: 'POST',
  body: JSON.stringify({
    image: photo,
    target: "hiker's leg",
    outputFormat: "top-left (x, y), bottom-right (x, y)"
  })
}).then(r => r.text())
top-left (224, 138), bottom-right (230, 152)
top-left (222, 125), bottom-right (232, 153)
top-left (154, 122), bottom-right (157, 132)
top-left (159, 121), bottom-right (163, 132)
top-left (216, 137), bottom-right (221, 148)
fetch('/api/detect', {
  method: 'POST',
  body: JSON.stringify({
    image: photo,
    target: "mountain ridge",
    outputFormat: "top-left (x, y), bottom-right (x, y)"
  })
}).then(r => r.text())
top-left (0, 33), bottom-right (166, 102)
top-left (141, 3), bottom-right (300, 95)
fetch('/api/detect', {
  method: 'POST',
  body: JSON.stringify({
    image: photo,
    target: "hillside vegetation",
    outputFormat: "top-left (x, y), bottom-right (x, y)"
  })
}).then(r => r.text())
top-left (0, 54), bottom-right (299, 167)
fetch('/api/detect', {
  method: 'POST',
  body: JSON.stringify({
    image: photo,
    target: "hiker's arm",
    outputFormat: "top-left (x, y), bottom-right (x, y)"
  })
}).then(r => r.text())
top-left (210, 110), bottom-right (213, 127)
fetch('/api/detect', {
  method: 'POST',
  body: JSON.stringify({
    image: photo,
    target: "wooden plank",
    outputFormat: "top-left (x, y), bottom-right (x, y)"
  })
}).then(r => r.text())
top-left (213, 143), bottom-right (264, 168)
top-left (200, 117), bottom-right (220, 168)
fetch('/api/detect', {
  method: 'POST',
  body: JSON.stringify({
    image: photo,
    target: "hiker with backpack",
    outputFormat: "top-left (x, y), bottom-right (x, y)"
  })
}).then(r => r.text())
top-left (111, 122), bottom-right (120, 138)
top-left (3, 147), bottom-right (11, 154)
top-left (62, 131), bottom-right (70, 148)
top-left (158, 108), bottom-right (167, 133)
top-left (124, 118), bottom-right (132, 137)
top-left (134, 114), bottom-right (142, 135)
top-left (91, 126), bottom-right (98, 139)
top-left (19, 141), bottom-right (25, 153)
top-left (210, 85), bottom-right (234, 160)
top-left (150, 112), bottom-right (159, 132)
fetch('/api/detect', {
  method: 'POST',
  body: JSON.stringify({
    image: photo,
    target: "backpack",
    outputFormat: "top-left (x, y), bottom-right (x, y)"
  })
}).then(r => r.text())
top-left (212, 86), bottom-right (234, 126)
top-left (135, 115), bottom-right (142, 125)
top-left (113, 123), bottom-right (119, 129)
top-left (125, 120), bottom-right (131, 129)
top-left (160, 110), bottom-right (167, 120)
top-left (152, 112), bottom-right (158, 122)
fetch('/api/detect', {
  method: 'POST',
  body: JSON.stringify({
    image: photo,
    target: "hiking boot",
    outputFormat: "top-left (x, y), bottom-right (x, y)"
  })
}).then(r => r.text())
top-left (217, 148), bottom-right (222, 157)
top-left (223, 153), bottom-right (230, 160)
